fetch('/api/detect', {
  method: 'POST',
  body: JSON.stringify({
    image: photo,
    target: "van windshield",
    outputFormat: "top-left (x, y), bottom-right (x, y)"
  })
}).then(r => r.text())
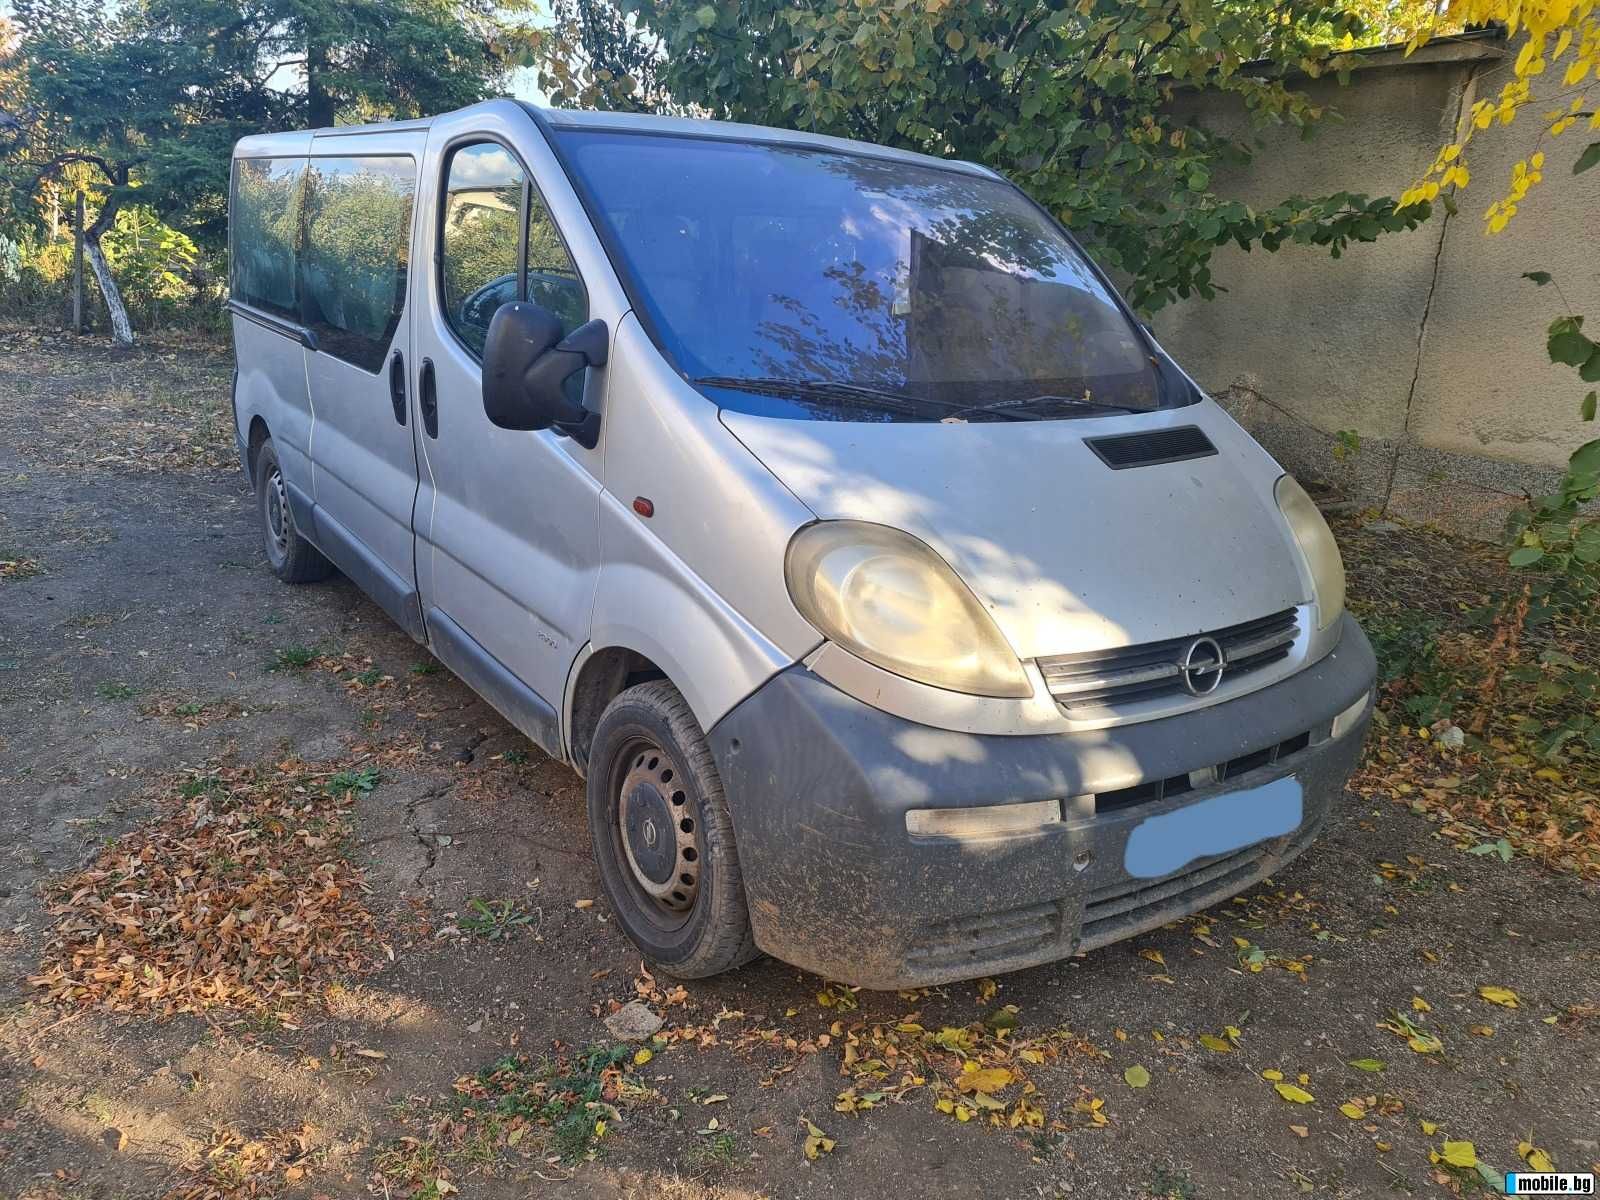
top-left (556, 129), bottom-right (1166, 423)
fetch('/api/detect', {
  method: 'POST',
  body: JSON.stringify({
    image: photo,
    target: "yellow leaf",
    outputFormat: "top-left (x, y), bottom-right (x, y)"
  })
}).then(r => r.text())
top-left (1421, 1119), bottom-right (1438, 1134)
top-left (1199, 1034), bottom-right (1232, 1053)
top-left (1289, 1124), bottom-right (1309, 1138)
top-left (633, 1048), bottom-right (654, 1065)
top-left (1124, 1064), bottom-right (1151, 1089)
top-left (1262, 1069), bottom-right (1284, 1081)
top-left (802, 1119), bottom-right (836, 1160)
top-left (1139, 948), bottom-right (1165, 967)
top-left (955, 1067), bottom-right (1013, 1095)
top-left (1340, 1102), bottom-right (1365, 1119)
top-left (1440, 1140), bottom-right (1477, 1169)
top-left (1412, 996), bottom-right (1431, 1012)
top-left (1478, 985), bottom-right (1520, 1008)
top-left (593, 1119), bottom-right (607, 1138)
top-left (1522, 1144), bottom-right (1554, 1172)
top-left (1274, 1083), bottom-right (1315, 1104)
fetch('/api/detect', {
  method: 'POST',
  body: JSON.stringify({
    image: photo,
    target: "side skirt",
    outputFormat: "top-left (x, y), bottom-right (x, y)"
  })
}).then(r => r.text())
top-left (424, 607), bottom-right (564, 761)
top-left (282, 478), bottom-right (426, 642)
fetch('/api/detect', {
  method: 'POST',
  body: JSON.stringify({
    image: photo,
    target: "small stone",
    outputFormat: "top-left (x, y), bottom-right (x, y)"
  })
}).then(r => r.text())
top-left (604, 1001), bottom-right (663, 1042)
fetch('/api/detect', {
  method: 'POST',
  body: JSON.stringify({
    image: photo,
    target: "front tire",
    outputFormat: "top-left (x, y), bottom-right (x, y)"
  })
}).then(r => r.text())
top-left (254, 439), bottom-right (332, 584)
top-left (586, 680), bottom-right (759, 978)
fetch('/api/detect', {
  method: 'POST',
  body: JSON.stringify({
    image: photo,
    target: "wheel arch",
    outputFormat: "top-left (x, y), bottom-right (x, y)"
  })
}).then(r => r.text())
top-left (564, 643), bottom-right (670, 776)
top-left (246, 416), bottom-right (271, 484)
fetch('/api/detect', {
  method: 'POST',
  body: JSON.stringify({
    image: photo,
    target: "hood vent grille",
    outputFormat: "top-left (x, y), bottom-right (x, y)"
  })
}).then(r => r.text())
top-left (1085, 426), bottom-right (1216, 469)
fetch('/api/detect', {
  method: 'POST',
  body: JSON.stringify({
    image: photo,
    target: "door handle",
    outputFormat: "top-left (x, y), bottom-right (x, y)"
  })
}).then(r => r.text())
top-left (389, 350), bottom-right (407, 426)
top-left (419, 357), bottom-right (438, 439)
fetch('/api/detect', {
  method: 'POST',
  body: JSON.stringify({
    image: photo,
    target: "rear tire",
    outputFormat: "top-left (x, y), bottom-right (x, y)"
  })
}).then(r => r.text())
top-left (254, 439), bottom-right (332, 584)
top-left (586, 680), bottom-right (759, 979)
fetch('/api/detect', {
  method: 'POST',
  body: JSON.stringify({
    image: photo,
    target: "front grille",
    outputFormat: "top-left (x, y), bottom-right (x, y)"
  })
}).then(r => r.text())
top-left (904, 899), bottom-right (1068, 974)
top-left (1039, 608), bottom-right (1299, 711)
top-left (1094, 728), bottom-right (1313, 815)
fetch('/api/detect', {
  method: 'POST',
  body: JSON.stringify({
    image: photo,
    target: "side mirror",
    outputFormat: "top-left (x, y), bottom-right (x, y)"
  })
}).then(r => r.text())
top-left (482, 302), bottom-right (608, 448)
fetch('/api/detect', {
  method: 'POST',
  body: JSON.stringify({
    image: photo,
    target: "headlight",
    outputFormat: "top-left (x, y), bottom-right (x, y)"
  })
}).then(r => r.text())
top-left (785, 521), bottom-right (1032, 698)
top-left (1275, 475), bottom-right (1345, 630)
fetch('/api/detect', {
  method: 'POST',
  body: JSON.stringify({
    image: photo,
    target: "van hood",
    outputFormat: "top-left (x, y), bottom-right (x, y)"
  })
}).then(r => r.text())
top-left (720, 403), bottom-right (1308, 660)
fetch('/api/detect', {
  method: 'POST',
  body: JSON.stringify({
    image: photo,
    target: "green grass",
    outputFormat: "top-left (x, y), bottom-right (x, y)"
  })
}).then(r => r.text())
top-left (325, 766), bottom-right (380, 796)
top-left (95, 680), bottom-right (136, 701)
top-left (460, 898), bottom-right (533, 941)
top-left (268, 645), bottom-right (320, 672)
top-left (353, 667), bottom-right (384, 686)
top-left (410, 660), bottom-right (441, 676)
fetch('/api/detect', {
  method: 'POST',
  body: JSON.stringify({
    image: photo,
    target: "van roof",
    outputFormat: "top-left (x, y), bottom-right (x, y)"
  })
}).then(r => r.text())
top-left (531, 105), bottom-right (997, 178)
top-left (232, 100), bottom-right (996, 180)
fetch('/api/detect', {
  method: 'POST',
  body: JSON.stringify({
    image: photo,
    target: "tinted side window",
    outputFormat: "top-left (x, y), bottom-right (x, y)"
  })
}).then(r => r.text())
top-left (231, 157), bottom-right (306, 320)
top-left (441, 143), bottom-right (524, 357)
top-left (300, 156), bottom-right (416, 372)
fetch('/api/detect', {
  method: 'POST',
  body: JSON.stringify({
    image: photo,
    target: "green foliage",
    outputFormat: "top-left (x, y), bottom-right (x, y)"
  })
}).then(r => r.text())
top-left (460, 897), bottom-right (535, 940)
top-left (1, 0), bottom-right (540, 338)
top-left (325, 766), bottom-right (381, 795)
top-left (1505, 277), bottom-right (1600, 583)
top-left (542, 0), bottom-right (1429, 312)
top-left (1365, 611), bottom-right (1459, 725)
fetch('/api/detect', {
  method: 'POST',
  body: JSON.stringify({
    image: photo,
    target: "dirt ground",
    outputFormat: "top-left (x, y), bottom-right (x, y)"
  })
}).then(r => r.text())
top-left (1, 329), bottom-right (1596, 1200)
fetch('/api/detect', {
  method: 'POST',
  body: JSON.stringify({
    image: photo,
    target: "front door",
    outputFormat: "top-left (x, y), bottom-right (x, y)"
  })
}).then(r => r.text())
top-left (301, 134), bottom-right (426, 638)
top-left (411, 114), bottom-right (605, 756)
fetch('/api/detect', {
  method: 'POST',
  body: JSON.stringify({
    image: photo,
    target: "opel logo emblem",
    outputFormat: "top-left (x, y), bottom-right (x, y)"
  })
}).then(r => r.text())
top-left (642, 819), bottom-right (658, 848)
top-left (1180, 636), bottom-right (1225, 696)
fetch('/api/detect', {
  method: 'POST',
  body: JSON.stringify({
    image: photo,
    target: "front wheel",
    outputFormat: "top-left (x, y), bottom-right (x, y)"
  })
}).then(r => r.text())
top-left (586, 680), bottom-right (759, 978)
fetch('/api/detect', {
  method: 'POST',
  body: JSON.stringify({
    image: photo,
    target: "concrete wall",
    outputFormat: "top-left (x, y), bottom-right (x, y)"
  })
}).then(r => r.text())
top-left (1153, 33), bottom-right (1599, 537)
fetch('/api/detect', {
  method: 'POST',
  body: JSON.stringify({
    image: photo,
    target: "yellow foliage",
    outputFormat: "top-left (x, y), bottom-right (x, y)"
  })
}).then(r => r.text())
top-left (1400, 0), bottom-right (1597, 229)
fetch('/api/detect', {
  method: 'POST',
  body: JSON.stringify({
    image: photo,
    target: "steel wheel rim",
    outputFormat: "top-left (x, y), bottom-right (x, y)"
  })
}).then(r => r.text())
top-left (611, 735), bottom-right (701, 928)
top-left (265, 467), bottom-right (290, 562)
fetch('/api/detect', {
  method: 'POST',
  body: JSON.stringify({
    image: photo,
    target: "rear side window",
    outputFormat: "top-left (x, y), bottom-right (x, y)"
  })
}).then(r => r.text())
top-left (231, 157), bottom-right (305, 320)
top-left (300, 156), bottom-right (416, 372)
top-left (440, 141), bottom-right (587, 358)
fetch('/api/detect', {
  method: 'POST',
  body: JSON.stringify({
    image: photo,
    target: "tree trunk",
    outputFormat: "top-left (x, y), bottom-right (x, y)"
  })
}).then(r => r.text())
top-left (84, 235), bottom-right (134, 345)
top-left (80, 169), bottom-right (135, 347)
top-left (84, 234), bottom-right (134, 347)
top-left (306, 37), bottom-right (335, 127)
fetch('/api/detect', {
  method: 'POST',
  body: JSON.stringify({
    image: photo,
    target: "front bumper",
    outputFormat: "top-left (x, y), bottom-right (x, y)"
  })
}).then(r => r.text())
top-left (707, 613), bottom-right (1375, 989)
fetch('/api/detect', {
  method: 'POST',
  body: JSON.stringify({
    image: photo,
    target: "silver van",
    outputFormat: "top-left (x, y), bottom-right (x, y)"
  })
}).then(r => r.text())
top-left (229, 100), bottom-right (1374, 989)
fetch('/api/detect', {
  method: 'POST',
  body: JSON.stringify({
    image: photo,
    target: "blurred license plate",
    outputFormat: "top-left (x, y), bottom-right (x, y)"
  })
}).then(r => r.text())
top-left (1123, 776), bottom-right (1303, 880)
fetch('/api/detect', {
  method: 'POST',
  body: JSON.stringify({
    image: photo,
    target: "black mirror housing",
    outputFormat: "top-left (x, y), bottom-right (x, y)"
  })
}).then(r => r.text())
top-left (482, 303), bottom-right (607, 448)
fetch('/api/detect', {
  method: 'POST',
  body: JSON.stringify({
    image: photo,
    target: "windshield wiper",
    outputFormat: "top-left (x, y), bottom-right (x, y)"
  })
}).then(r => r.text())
top-left (692, 375), bottom-right (955, 419)
top-left (939, 395), bottom-right (1135, 422)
